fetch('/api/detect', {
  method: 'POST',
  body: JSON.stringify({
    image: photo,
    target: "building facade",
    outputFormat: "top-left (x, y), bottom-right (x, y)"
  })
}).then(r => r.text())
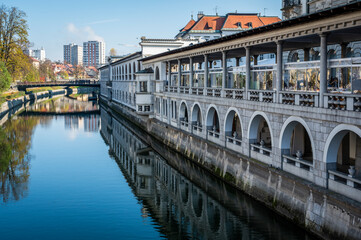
top-left (63, 43), bottom-right (74, 64)
top-left (25, 47), bottom-right (46, 62)
top-left (100, 1), bottom-right (361, 206)
top-left (83, 41), bottom-right (106, 67)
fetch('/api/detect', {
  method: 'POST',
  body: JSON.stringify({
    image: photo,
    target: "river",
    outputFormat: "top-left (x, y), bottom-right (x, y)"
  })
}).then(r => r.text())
top-left (0, 95), bottom-right (318, 239)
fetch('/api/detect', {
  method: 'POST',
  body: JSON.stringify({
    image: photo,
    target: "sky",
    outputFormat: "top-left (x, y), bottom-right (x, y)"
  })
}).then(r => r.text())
top-left (2, 0), bottom-right (283, 61)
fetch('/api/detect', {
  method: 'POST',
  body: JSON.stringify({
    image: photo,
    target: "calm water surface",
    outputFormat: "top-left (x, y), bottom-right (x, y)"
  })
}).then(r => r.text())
top-left (0, 96), bottom-right (318, 239)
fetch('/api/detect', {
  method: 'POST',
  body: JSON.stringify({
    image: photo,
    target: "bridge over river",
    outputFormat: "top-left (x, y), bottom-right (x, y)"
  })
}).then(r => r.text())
top-left (16, 80), bottom-right (100, 91)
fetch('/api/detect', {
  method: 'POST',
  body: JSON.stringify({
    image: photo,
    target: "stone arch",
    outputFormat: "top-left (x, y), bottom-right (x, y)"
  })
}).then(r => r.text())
top-left (155, 66), bottom-right (160, 80)
top-left (248, 111), bottom-right (273, 147)
top-left (179, 101), bottom-right (189, 122)
top-left (224, 107), bottom-right (243, 139)
top-left (324, 124), bottom-right (361, 164)
top-left (205, 104), bottom-right (220, 132)
top-left (191, 102), bottom-right (203, 126)
top-left (279, 116), bottom-right (315, 161)
top-left (288, 50), bottom-right (299, 62)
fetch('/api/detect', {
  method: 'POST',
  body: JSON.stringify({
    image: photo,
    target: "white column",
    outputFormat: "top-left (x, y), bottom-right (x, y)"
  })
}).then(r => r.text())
top-left (222, 51), bottom-right (227, 90)
top-left (189, 57), bottom-right (194, 92)
top-left (167, 61), bottom-right (171, 91)
top-left (320, 33), bottom-right (328, 107)
top-left (204, 54), bottom-right (209, 95)
top-left (177, 59), bottom-right (181, 93)
top-left (276, 41), bottom-right (283, 102)
top-left (245, 46), bottom-right (251, 100)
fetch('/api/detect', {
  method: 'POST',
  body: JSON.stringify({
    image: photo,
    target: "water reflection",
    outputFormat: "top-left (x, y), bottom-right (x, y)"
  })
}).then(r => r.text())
top-left (100, 107), bottom-right (316, 240)
top-left (0, 116), bottom-right (38, 203)
top-left (0, 95), bottom-right (100, 203)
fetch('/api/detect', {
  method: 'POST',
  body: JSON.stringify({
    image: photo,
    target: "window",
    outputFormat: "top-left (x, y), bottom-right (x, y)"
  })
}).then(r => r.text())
top-left (140, 81), bottom-right (147, 92)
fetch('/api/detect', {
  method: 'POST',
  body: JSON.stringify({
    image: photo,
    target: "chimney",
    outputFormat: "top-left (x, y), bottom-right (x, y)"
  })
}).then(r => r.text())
top-left (197, 11), bottom-right (204, 20)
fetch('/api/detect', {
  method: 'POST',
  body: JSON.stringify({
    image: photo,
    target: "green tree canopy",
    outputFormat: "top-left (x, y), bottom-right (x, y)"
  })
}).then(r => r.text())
top-left (0, 61), bottom-right (11, 93)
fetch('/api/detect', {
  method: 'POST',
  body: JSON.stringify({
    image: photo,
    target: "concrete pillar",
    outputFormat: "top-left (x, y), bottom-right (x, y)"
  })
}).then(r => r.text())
top-left (277, 41), bottom-right (284, 101)
top-left (222, 51), bottom-right (227, 90)
top-left (245, 47), bottom-right (251, 99)
top-left (167, 61), bottom-right (171, 89)
top-left (341, 42), bottom-right (348, 58)
top-left (189, 57), bottom-right (194, 89)
top-left (304, 48), bottom-right (310, 61)
top-left (204, 54), bottom-right (209, 95)
top-left (253, 55), bottom-right (258, 65)
top-left (320, 33), bottom-right (328, 107)
top-left (235, 57), bottom-right (240, 67)
top-left (178, 59), bottom-right (181, 93)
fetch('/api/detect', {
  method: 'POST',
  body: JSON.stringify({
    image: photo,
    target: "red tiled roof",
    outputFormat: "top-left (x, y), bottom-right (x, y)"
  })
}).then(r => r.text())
top-left (222, 15), bottom-right (263, 29)
top-left (181, 19), bottom-right (196, 32)
top-left (190, 16), bottom-right (226, 31)
top-left (259, 16), bottom-right (282, 25)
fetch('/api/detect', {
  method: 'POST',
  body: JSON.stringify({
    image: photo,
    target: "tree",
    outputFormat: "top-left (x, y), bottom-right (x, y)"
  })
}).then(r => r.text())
top-left (0, 5), bottom-right (29, 80)
top-left (0, 61), bottom-right (11, 93)
top-left (59, 70), bottom-right (69, 80)
top-left (39, 59), bottom-right (55, 81)
top-left (74, 65), bottom-right (84, 79)
top-left (109, 48), bottom-right (117, 56)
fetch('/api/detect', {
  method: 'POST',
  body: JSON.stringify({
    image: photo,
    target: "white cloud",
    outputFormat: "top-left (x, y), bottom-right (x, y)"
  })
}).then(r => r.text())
top-left (66, 23), bottom-right (104, 42)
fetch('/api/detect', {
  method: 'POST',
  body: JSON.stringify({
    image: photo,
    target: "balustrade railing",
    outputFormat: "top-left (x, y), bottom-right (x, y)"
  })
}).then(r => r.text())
top-left (191, 87), bottom-right (204, 95)
top-left (250, 143), bottom-right (271, 156)
top-left (180, 120), bottom-right (189, 127)
top-left (280, 91), bottom-right (319, 107)
top-left (328, 170), bottom-right (361, 189)
top-left (283, 155), bottom-right (313, 171)
top-left (249, 90), bottom-right (275, 103)
top-left (208, 129), bottom-right (220, 138)
top-left (225, 88), bottom-right (244, 100)
top-left (324, 93), bottom-right (361, 111)
top-left (169, 86), bottom-right (177, 93)
top-left (206, 88), bottom-right (222, 97)
top-left (192, 124), bottom-right (203, 132)
top-left (226, 136), bottom-right (242, 145)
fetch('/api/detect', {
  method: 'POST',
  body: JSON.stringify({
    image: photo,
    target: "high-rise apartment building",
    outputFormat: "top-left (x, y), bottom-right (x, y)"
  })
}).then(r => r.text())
top-left (63, 43), bottom-right (74, 64)
top-left (64, 43), bottom-right (83, 65)
top-left (24, 47), bottom-right (46, 62)
top-left (83, 41), bottom-right (105, 67)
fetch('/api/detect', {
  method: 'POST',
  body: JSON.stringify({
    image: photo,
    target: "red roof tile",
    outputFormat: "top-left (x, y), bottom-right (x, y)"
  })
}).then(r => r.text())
top-left (190, 16), bottom-right (226, 31)
top-left (181, 19), bottom-right (196, 32)
top-left (259, 16), bottom-right (282, 25)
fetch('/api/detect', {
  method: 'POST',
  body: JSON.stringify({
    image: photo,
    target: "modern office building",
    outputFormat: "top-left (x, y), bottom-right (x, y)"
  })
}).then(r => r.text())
top-left (83, 41), bottom-right (106, 67)
top-left (24, 47), bottom-right (46, 62)
top-left (64, 43), bottom-right (74, 64)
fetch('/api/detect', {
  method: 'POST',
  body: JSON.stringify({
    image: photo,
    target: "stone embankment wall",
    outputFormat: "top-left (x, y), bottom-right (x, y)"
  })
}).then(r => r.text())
top-left (102, 97), bottom-right (361, 240)
top-left (0, 89), bottom-right (67, 118)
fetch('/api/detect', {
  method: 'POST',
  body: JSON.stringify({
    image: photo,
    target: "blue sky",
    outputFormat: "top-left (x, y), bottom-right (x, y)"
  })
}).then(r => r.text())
top-left (2, 0), bottom-right (282, 61)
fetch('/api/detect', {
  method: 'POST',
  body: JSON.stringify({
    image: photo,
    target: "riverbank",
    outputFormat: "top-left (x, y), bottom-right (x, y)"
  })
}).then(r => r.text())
top-left (0, 86), bottom-right (99, 125)
top-left (100, 96), bottom-right (361, 240)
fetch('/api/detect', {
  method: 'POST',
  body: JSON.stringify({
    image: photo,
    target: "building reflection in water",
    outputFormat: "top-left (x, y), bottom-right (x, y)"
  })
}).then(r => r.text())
top-left (100, 107), bottom-right (312, 240)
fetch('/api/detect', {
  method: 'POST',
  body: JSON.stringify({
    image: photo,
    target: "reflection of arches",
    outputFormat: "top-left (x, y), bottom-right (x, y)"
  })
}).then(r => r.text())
top-left (207, 202), bottom-right (220, 232)
top-left (224, 108), bottom-right (243, 138)
top-left (279, 117), bottom-right (314, 161)
top-left (155, 66), bottom-right (160, 80)
top-left (181, 181), bottom-right (189, 204)
top-left (191, 103), bottom-right (202, 126)
top-left (206, 105), bottom-right (220, 132)
top-left (179, 101), bottom-right (188, 122)
top-left (248, 112), bottom-right (273, 147)
top-left (324, 125), bottom-right (361, 176)
top-left (192, 190), bottom-right (203, 218)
